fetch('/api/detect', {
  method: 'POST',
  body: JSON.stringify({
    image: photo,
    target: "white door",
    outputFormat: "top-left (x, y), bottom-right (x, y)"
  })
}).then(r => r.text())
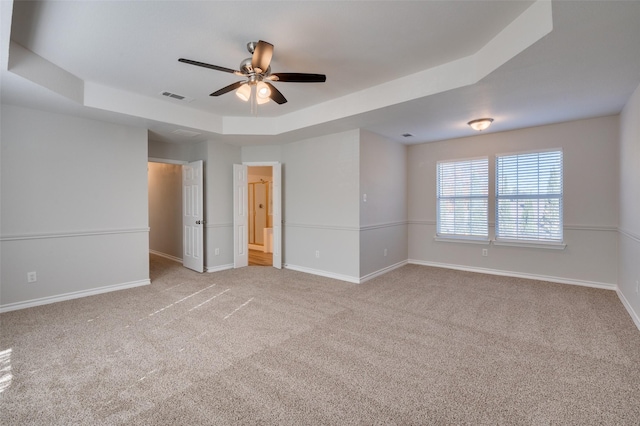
top-left (182, 160), bottom-right (204, 273)
top-left (272, 163), bottom-right (282, 269)
top-left (233, 164), bottom-right (249, 268)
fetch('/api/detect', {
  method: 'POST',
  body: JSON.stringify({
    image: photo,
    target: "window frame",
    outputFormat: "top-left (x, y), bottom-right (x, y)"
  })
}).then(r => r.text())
top-left (435, 156), bottom-right (489, 242)
top-left (494, 148), bottom-right (564, 247)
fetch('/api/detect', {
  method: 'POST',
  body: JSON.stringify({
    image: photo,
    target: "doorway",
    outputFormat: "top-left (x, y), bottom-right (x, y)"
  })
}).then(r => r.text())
top-left (233, 162), bottom-right (282, 269)
top-left (247, 166), bottom-right (273, 266)
top-left (147, 158), bottom-right (204, 273)
top-left (148, 161), bottom-right (183, 263)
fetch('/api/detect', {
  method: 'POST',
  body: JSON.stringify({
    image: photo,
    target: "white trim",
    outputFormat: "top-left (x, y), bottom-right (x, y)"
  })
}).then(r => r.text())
top-left (0, 227), bottom-right (150, 241)
top-left (411, 220), bottom-right (617, 233)
top-left (619, 227), bottom-right (640, 243)
top-left (360, 221), bottom-right (408, 231)
top-left (283, 264), bottom-right (360, 284)
top-left (495, 147), bottom-right (563, 158)
top-left (286, 221), bottom-right (408, 232)
top-left (148, 157), bottom-right (188, 165)
top-left (149, 250), bottom-right (182, 263)
top-left (284, 222), bottom-right (360, 232)
top-left (437, 155), bottom-right (489, 165)
top-left (0, 279), bottom-right (151, 313)
top-left (360, 260), bottom-right (408, 283)
top-left (492, 239), bottom-right (566, 250)
top-left (616, 289), bottom-right (640, 331)
top-left (408, 220), bottom-right (436, 226)
top-left (434, 236), bottom-right (490, 245)
top-left (407, 259), bottom-right (616, 291)
top-left (564, 225), bottom-right (617, 232)
top-left (206, 263), bottom-right (234, 273)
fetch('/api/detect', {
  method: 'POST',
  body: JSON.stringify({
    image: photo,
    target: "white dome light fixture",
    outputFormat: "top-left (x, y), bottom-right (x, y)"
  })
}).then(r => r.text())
top-left (468, 118), bottom-right (494, 131)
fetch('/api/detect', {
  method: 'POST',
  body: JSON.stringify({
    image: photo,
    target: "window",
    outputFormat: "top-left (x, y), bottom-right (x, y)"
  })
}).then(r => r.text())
top-left (437, 158), bottom-right (488, 239)
top-left (495, 150), bottom-right (563, 243)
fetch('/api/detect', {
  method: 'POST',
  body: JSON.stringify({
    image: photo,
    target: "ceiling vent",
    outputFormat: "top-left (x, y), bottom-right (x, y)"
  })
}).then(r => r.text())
top-left (160, 91), bottom-right (194, 103)
top-left (171, 129), bottom-right (201, 138)
top-left (171, 129), bottom-right (202, 138)
top-left (402, 133), bottom-right (414, 138)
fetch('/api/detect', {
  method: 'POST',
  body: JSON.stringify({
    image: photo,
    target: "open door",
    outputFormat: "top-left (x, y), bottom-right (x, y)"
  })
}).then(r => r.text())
top-left (183, 160), bottom-right (204, 272)
top-left (272, 163), bottom-right (282, 269)
top-left (233, 164), bottom-right (249, 268)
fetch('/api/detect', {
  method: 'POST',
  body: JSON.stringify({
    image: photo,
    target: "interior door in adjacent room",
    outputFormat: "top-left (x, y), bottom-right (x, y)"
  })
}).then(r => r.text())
top-left (182, 160), bottom-right (204, 273)
top-left (233, 164), bottom-right (249, 268)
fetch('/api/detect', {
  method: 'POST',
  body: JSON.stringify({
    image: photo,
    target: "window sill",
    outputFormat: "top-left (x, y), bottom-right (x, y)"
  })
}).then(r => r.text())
top-left (434, 236), bottom-right (567, 250)
top-left (492, 239), bottom-right (566, 250)
top-left (434, 236), bottom-right (491, 245)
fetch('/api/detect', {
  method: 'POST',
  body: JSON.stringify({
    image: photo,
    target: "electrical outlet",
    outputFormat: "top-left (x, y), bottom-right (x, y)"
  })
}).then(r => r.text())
top-left (384, 248), bottom-right (388, 257)
top-left (27, 271), bottom-right (37, 283)
top-left (215, 248), bottom-right (220, 256)
top-left (315, 250), bottom-right (320, 258)
top-left (363, 194), bottom-right (367, 203)
top-left (482, 249), bottom-right (488, 257)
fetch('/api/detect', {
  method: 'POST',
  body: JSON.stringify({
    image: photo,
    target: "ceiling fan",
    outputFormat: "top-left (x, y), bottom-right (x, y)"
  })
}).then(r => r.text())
top-left (178, 40), bottom-right (326, 106)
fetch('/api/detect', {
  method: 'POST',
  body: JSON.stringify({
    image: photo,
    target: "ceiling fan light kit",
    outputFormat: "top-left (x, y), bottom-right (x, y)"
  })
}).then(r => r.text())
top-left (468, 118), bottom-right (494, 131)
top-left (235, 84), bottom-right (251, 101)
top-left (179, 40), bottom-right (326, 112)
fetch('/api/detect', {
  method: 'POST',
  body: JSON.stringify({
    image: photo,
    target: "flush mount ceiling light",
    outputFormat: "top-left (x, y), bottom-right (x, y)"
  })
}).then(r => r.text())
top-left (468, 118), bottom-right (494, 131)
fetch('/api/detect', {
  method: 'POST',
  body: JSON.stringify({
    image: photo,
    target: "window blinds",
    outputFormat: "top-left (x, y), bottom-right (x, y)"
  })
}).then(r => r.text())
top-left (495, 150), bottom-right (563, 242)
top-left (437, 158), bottom-right (488, 238)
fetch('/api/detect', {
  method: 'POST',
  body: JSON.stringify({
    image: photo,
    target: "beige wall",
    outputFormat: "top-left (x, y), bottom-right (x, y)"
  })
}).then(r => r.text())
top-left (1, 105), bottom-right (149, 311)
top-left (282, 129), bottom-right (361, 280)
top-left (618, 82), bottom-right (640, 326)
top-left (359, 130), bottom-right (408, 279)
top-left (407, 115), bottom-right (619, 287)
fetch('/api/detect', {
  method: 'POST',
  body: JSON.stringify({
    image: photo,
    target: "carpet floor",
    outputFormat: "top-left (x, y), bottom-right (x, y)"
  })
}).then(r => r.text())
top-left (1, 255), bottom-right (639, 425)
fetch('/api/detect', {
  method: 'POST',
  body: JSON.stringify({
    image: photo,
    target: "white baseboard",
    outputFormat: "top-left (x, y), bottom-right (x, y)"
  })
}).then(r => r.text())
top-left (407, 259), bottom-right (617, 291)
top-left (616, 289), bottom-right (640, 331)
top-left (206, 263), bottom-right (234, 273)
top-left (284, 264), bottom-right (360, 284)
top-left (149, 250), bottom-right (182, 263)
top-left (360, 260), bottom-right (409, 283)
top-left (0, 279), bottom-right (150, 313)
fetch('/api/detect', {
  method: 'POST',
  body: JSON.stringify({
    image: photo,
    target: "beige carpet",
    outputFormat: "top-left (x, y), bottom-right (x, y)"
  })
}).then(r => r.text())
top-left (1, 255), bottom-right (639, 425)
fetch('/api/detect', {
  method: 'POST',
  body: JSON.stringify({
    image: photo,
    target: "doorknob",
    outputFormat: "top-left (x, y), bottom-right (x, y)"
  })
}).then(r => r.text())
top-left (196, 220), bottom-right (201, 225)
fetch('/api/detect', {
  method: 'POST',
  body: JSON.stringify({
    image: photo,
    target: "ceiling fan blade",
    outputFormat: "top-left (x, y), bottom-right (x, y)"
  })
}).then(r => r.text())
top-left (264, 82), bottom-right (287, 104)
top-left (251, 40), bottom-right (273, 74)
top-left (179, 58), bottom-right (240, 75)
top-left (210, 81), bottom-right (246, 97)
top-left (270, 73), bottom-right (326, 83)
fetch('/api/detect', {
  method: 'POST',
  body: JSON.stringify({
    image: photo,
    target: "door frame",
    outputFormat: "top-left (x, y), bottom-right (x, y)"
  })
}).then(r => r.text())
top-left (235, 161), bottom-right (282, 269)
top-left (147, 158), bottom-right (195, 271)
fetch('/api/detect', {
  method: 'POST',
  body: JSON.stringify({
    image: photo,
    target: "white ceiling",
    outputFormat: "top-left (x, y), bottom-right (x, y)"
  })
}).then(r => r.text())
top-left (2, 0), bottom-right (640, 146)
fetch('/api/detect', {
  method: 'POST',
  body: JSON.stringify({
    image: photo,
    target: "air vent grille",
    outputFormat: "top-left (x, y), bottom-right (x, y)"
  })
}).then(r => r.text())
top-left (171, 129), bottom-right (201, 138)
top-left (159, 91), bottom-right (194, 103)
